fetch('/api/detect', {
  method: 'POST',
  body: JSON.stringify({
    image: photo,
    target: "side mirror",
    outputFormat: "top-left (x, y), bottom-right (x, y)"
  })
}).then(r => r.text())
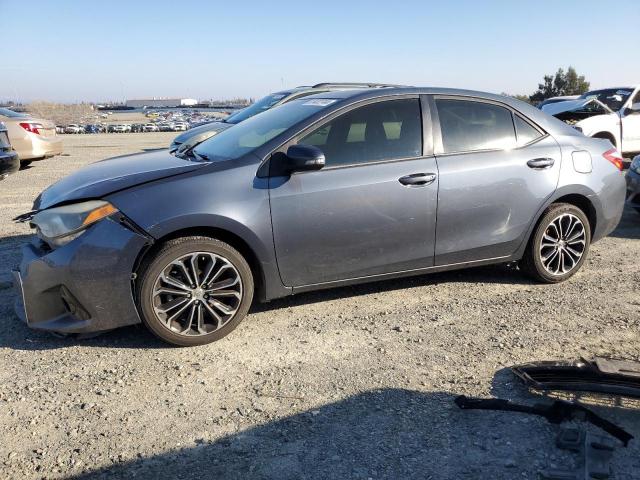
top-left (283, 144), bottom-right (325, 173)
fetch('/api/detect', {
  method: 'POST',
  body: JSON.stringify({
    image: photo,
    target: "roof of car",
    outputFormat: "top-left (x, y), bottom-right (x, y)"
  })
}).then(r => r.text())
top-left (297, 86), bottom-right (521, 102)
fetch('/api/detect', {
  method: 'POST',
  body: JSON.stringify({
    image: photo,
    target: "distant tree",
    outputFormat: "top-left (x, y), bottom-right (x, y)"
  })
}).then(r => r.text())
top-left (529, 66), bottom-right (590, 103)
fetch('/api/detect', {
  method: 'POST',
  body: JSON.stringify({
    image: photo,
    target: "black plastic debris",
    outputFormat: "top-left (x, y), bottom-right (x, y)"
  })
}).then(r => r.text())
top-left (454, 395), bottom-right (633, 446)
top-left (512, 357), bottom-right (640, 398)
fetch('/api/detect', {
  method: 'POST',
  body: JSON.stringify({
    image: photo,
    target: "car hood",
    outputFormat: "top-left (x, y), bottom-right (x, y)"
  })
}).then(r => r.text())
top-left (172, 121), bottom-right (232, 145)
top-left (34, 150), bottom-right (209, 210)
top-left (541, 98), bottom-right (614, 116)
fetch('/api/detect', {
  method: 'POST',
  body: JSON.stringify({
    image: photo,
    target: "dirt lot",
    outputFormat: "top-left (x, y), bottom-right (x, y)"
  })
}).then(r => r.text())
top-left (1, 133), bottom-right (639, 479)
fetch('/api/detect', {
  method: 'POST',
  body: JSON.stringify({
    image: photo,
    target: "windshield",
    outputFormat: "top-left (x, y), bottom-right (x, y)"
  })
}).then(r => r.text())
top-left (193, 98), bottom-right (336, 161)
top-left (579, 88), bottom-right (633, 111)
top-left (225, 93), bottom-right (289, 125)
top-left (0, 107), bottom-right (28, 118)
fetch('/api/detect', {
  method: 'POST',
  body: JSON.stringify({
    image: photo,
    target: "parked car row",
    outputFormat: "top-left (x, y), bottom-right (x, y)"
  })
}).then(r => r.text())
top-left (58, 120), bottom-right (196, 134)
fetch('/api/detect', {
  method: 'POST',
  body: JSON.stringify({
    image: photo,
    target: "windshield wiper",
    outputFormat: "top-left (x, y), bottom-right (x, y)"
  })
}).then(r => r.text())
top-left (193, 151), bottom-right (209, 161)
top-left (173, 143), bottom-right (209, 162)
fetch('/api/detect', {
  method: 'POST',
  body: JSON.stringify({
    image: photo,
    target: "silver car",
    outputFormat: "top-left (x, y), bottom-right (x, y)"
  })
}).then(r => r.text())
top-left (15, 87), bottom-right (626, 346)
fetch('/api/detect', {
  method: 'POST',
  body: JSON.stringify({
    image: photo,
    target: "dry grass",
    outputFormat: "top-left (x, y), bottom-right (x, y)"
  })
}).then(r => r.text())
top-left (25, 102), bottom-right (95, 125)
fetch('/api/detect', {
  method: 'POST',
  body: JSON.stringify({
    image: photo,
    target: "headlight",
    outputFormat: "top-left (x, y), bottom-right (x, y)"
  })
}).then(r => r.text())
top-left (31, 200), bottom-right (118, 247)
top-left (631, 156), bottom-right (640, 174)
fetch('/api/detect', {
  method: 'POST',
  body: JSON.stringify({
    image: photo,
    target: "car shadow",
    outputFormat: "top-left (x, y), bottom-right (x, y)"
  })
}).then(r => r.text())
top-left (608, 207), bottom-right (640, 240)
top-left (57, 388), bottom-right (570, 480)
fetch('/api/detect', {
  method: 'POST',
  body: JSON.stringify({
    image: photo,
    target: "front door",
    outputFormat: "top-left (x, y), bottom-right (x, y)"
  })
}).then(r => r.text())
top-left (432, 97), bottom-right (562, 265)
top-left (269, 97), bottom-right (439, 287)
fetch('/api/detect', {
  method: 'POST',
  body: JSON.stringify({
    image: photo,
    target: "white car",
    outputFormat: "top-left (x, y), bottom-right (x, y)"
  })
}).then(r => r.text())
top-left (64, 124), bottom-right (84, 134)
top-left (142, 124), bottom-right (159, 132)
top-left (172, 122), bottom-right (189, 131)
top-left (542, 86), bottom-right (640, 155)
top-left (110, 124), bottom-right (131, 133)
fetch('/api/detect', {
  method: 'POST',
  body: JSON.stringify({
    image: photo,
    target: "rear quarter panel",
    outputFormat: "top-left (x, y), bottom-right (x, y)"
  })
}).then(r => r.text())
top-left (554, 135), bottom-right (626, 241)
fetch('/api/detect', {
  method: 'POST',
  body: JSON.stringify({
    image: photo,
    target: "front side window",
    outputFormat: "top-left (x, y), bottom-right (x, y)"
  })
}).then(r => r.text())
top-left (298, 98), bottom-right (422, 167)
top-left (436, 99), bottom-right (516, 153)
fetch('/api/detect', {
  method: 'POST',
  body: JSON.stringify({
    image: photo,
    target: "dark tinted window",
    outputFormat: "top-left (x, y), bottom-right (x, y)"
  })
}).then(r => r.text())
top-left (436, 99), bottom-right (516, 153)
top-left (514, 115), bottom-right (543, 146)
top-left (299, 99), bottom-right (422, 167)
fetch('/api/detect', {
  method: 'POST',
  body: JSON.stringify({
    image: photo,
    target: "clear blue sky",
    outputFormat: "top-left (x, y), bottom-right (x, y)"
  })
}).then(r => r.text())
top-left (1, 0), bottom-right (639, 103)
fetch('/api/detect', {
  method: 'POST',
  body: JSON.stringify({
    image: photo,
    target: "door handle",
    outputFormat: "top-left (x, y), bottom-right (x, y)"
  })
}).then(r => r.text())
top-left (527, 158), bottom-right (555, 169)
top-left (398, 173), bottom-right (437, 186)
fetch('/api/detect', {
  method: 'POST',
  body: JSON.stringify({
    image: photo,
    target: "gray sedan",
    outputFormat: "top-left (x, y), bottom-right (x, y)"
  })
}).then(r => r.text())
top-left (15, 87), bottom-right (627, 346)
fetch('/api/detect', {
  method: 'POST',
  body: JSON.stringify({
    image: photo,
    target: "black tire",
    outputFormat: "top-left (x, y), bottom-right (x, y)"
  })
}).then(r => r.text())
top-left (136, 236), bottom-right (254, 346)
top-left (19, 160), bottom-right (32, 169)
top-left (520, 203), bottom-right (591, 283)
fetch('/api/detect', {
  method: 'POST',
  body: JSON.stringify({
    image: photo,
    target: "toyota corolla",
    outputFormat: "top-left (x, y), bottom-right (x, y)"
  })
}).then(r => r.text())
top-left (13, 87), bottom-right (626, 346)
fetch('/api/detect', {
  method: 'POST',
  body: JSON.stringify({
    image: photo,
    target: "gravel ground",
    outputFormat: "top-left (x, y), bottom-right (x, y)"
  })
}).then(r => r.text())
top-left (1, 133), bottom-right (639, 479)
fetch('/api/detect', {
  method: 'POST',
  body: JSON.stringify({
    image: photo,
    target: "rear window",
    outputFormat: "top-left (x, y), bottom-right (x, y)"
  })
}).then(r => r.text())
top-left (436, 99), bottom-right (516, 153)
top-left (514, 115), bottom-right (543, 146)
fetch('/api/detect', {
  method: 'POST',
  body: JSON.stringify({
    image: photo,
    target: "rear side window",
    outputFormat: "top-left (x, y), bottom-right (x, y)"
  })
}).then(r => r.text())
top-left (514, 115), bottom-right (543, 146)
top-left (436, 99), bottom-right (516, 153)
top-left (299, 99), bottom-right (422, 167)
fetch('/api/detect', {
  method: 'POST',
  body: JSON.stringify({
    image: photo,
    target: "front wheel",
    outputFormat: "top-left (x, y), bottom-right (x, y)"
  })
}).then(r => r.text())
top-left (137, 236), bottom-right (254, 346)
top-left (520, 203), bottom-right (591, 283)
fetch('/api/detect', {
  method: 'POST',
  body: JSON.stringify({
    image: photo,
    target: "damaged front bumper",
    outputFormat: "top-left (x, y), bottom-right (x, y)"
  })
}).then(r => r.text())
top-left (12, 217), bottom-right (149, 334)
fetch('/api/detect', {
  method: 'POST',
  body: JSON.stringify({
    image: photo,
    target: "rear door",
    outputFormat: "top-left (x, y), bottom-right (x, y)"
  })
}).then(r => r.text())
top-left (432, 96), bottom-right (562, 265)
top-left (269, 96), bottom-right (439, 287)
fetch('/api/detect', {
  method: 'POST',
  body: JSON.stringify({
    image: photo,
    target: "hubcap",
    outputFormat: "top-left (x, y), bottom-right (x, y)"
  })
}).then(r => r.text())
top-left (539, 213), bottom-right (586, 276)
top-left (151, 252), bottom-right (243, 336)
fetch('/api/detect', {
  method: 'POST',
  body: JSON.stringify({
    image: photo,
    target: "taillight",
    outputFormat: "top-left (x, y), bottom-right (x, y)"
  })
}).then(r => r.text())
top-left (603, 148), bottom-right (624, 171)
top-left (19, 122), bottom-right (43, 135)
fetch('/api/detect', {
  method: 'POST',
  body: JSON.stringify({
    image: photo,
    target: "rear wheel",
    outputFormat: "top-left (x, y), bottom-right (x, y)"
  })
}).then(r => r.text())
top-left (137, 236), bottom-right (254, 346)
top-left (520, 203), bottom-right (591, 283)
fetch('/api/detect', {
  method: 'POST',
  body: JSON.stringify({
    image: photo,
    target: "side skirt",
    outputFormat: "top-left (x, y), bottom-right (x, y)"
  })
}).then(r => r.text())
top-left (290, 254), bottom-right (514, 295)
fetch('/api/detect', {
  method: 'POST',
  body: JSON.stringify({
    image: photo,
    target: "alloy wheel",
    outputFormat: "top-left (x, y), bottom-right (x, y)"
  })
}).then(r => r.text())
top-left (538, 213), bottom-right (586, 276)
top-left (151, 252), bottom-right (243, 336)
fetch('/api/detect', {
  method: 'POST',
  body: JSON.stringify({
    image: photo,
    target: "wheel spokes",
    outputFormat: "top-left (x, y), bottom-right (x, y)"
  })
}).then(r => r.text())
top-left (151, 251), bottom-right (243, 336)
top-left (539, 213), bottom-right (586, 276)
